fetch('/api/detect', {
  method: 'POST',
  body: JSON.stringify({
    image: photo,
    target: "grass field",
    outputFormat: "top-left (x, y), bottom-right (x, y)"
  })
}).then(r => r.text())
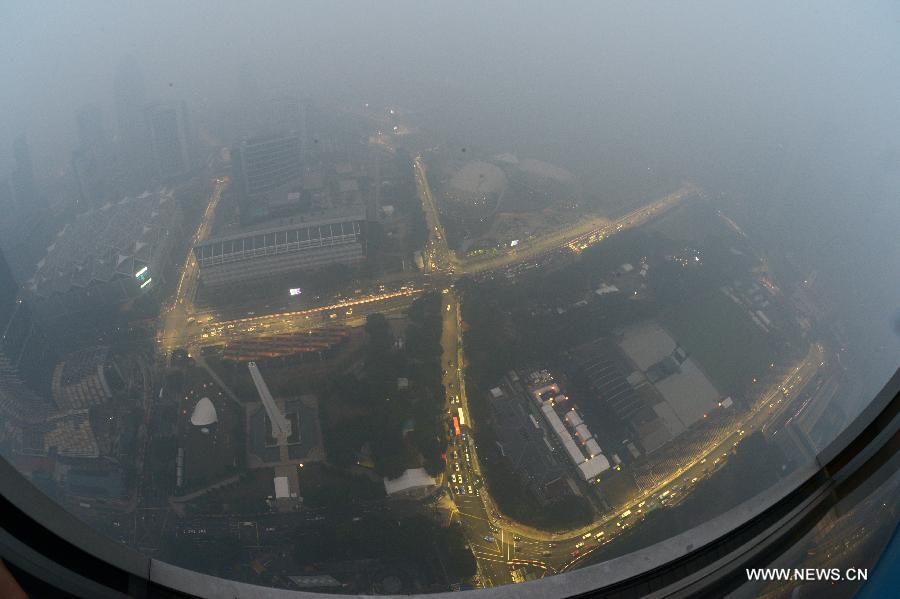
top-left (661, 290), bottom-right (777, 394)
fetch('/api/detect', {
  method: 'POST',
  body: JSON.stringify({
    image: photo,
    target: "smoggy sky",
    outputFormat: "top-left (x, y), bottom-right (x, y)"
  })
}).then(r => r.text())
top-left (2, 1), bottom-right (899, 404)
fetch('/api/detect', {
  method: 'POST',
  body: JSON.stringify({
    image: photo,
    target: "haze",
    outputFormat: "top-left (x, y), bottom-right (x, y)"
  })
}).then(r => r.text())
top-left (2, 0), bottom-right (898, 413)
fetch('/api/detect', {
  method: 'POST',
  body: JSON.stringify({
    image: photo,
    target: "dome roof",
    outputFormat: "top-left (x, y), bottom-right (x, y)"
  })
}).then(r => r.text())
top-left (190, 397), bottom-right (218, 426)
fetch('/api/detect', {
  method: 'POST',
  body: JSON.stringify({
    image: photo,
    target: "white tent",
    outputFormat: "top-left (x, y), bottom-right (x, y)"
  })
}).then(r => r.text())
top-left (190, 397), bottom-right (218, 426)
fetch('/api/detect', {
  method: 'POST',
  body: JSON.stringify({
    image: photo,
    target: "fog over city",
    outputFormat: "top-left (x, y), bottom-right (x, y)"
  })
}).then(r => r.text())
top-left (4, 2), bottom-right (898, 402)
top-left (0, 1), bottom-right (898, 593)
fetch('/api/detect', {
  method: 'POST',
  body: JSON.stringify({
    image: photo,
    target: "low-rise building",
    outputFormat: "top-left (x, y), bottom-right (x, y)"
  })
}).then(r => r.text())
top-left (28, 188), bottom-right (180, 320)
top-left (193, 211), bottom-right (365, 288)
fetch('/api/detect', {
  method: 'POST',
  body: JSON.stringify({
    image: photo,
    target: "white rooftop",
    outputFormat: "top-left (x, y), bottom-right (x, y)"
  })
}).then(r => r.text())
top-left (274, 476), bottom-right (290, 498)
top-left (190, 397), bottom-right (218, 426)
top-left (383, 468), bottom-right (436, 495)
top-left (577, 454), bottom-right (610, 480)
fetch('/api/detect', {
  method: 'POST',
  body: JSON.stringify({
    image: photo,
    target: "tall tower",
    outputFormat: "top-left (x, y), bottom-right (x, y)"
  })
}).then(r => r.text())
top-left (113, 55), bottom-right (148, 151)
top-left (267, 95), bottom-right (308, 156)
top-left (145, 102), bottom-right (190, 180)
top-left (0, 246), bottom-right (55, 422)
top-left (72, 104), bottom-right (114, 212)
top-left (75, 104), bottom-right (107, 149)
top-left (11, 135), bottom-right (41, 214)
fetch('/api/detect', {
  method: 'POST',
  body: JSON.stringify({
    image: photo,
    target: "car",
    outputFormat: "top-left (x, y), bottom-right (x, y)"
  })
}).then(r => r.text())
top-left (483, 535), bottom-right (495, 543)
top-left (548, 543), bottom-right (557, 548)
top-left (467, 485), bottom-right (473, 494)
top-left (453, 486), bottom-right (460, 495)
top-left (575, 541), bottom-right (585, 548)
top-left (451, 474), bottom-right (457, 483)
top-left (582, 532), bottom-right (592, 540)
top-left (455, 463), bottom-right (460, 472)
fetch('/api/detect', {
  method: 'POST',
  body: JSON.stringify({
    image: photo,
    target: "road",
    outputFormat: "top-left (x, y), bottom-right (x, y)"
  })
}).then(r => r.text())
top-left (151, 154), bottom-right (827, 586)
top-left (426, 285), bottom-right (827, 581)
top-left (158, 176), bottom-right (228, 357)
top-left (412, 156), bottom-right (696, 277)
top-left (413, 156), bottom-right (454, 273)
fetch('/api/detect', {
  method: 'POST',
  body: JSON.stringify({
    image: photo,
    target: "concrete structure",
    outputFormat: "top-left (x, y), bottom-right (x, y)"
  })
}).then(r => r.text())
top-left (274, 476), bottom-right (290, 498)
top-left (51, 346), bottom-right (113, 411)
top-left (28, 188), bottom-right (180, 319)
top-left (246, 394), bottom-right (324, 468)
top-left (232, 134), bottom-right (302, 222)
top-left (487, 378), bottom-right (570, 504)
top-left (0, 247), bottom-right (55, 434)
top-left (619, 322), bottom-right (720, 438)
top-left (540, 401), bottom-right (609, 481)
top-left (193, 213), bottom-right (365, 288)
top-left (145, 102), bottom-right (191, 180)
top-left (248, 362), bottom-right (292, 448)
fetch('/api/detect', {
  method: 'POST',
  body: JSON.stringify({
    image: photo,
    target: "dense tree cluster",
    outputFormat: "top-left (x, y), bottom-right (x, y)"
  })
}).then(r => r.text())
top-left (294, 515), bottom-right (475, 583)
top-left (323, 292), bottom-right (447, 479)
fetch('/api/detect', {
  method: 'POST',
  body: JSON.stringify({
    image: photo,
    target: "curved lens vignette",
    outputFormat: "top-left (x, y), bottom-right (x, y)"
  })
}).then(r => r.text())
top-left (0, 1), bottom-right (898, 594)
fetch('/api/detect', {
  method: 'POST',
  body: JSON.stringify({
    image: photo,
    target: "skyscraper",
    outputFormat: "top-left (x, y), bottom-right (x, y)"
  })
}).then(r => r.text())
top-left (145, 102), bottom-right (190, 180)
top-left (267, 95), bottom-right (309, 157)
top-left (231, 134), bottom-right (302, 222)
top-left (0, 246), bottom-right (55, 421)
top-left (72, 104), bottom-right (114, 212)
top-left (11, 135), bottom-right (42, 214)
top-left (113, 55), bottom-right (148, 151)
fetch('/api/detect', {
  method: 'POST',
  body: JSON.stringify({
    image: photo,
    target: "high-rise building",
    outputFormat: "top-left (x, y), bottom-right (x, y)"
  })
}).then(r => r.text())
top-left (232, 134), bottom-right (302, 222)
top-left (11, 135), bottom-right (42, 214)
top-left (145, 102), bottom-right (190, 180)
top-left (75, 104), bottom-right (106, 149)
top-left (0, 246), bottom-right (55, 421)
top-left (113, 55), bottom-right (148, 151)
top-left (266, 95), bottom-right (308, 156)
top-left (71, 104), bottom-right (114, 213)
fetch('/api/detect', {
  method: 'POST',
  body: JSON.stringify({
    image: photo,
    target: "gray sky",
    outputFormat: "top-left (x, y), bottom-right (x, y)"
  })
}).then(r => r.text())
top-left (2, 1), bottom-right (899, 401)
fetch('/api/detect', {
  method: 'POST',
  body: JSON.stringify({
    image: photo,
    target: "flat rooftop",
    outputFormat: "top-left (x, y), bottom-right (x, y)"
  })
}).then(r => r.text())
top-left (619, 322), bottom-right (720, 436)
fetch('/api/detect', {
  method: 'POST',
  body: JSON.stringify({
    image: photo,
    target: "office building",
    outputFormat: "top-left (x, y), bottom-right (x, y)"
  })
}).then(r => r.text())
top-left (231, 134), bottom-right (302, 222)
top-left (266, 95), bottom-right (308, 155)
top-left (76, 104), bottom-right (106, 149)
top-left (11, 135), bottom-right (43, 215)
top-left (145, 103), bottom-right (191, 180)
top-left (71, 104), bottom-right (116, 213)
top-left (193, 212), bottom-right (365, 288)
top-left (0, 247), bottom-right (55, 431)
top-left (113, 55), bottom-right (148, 152)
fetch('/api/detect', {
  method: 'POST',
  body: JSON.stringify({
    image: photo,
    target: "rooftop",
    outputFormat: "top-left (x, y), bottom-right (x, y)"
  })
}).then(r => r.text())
top-left (29, 189), bottom-right (177, 298)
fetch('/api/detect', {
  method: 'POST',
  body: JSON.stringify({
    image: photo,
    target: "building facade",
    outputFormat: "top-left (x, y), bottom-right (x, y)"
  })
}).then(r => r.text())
top-left (231, 134), bottom-right (303, 222)
top-left (193, 213), bottom-right (365, 288)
